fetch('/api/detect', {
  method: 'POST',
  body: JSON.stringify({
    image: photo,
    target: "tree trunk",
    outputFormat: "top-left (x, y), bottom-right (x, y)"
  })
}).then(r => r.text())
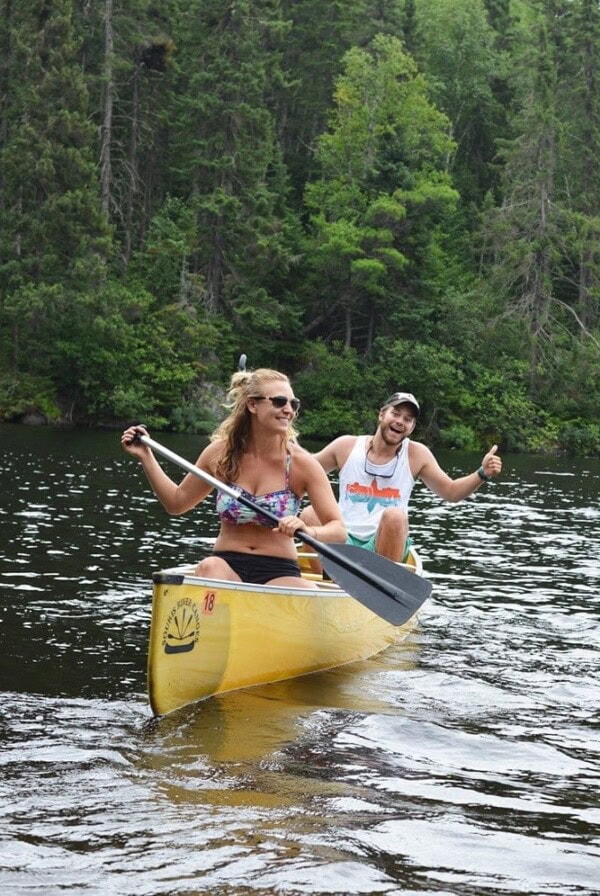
top-left (577, 3), bottom-right (598, 331)
top-left (124, 63), bottom-right (139, 264)
top-left (344, 302), bottom-right (352, 348)
top-left (100, 0), bottom-right (114, 216)
top-left (366, 302), bottom-right (375, 354)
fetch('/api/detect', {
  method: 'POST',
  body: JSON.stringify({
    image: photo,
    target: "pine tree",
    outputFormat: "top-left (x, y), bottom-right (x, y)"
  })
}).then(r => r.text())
top-left (411, 0), bottom-right (506, 204)
top-left (165, 0), bottom-right (300, 360)
top-left (279, 0), bottom-right (362, 199)
top-left (76, 0), bottom-right (178, 262)
top-left (484, 0), bottom-right (600, 375)
top-left (559, 0), bottom-right (600, 333)
top-left (0, 0), bottom-right (110, 376)
top-left (304, 34), bottom-right (457, 353)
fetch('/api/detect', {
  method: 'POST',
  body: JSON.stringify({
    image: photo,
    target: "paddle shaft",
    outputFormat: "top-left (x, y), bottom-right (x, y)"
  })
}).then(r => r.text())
top-left (133, 433), bottom-right (420, 605)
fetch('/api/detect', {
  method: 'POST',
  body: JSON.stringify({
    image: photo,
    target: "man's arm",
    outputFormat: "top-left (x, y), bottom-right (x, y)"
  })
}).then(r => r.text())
top-left (412, 443), bottom-right (502, 502)
top-left (313, 435), bottom-right (358, 474)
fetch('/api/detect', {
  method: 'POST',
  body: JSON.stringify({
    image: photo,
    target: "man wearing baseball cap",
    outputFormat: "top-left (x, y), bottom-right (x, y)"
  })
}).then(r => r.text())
top-left (300, 391), bottom-right (502, 564)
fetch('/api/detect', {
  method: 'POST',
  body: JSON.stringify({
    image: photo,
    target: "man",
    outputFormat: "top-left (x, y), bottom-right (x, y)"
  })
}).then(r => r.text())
top-left (300, 391), bottom-right (502, 564)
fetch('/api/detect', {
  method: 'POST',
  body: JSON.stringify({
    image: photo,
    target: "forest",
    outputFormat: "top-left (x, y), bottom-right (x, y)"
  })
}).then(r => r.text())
top-left (1, 0), bottom-right (599, 455)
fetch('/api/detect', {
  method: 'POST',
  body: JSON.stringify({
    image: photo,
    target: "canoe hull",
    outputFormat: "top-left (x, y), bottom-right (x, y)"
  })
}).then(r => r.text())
top-left (148, 552), bottom-right (422, 716)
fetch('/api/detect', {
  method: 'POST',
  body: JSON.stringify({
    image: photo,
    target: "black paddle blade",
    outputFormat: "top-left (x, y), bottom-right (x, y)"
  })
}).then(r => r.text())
top-left (316, 543), bottom-right (431, 626)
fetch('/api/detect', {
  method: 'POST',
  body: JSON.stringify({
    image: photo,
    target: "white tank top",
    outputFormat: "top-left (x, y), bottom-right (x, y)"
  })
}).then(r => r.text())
top-left (338, 436), bottom-right (415, 539)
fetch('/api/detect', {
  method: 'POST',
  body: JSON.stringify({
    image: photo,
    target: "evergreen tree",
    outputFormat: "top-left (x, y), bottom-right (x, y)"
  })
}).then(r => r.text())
top-left (411, 0), bottom-right (506, 204)
top-left (351, 0), bottom-right (406, 46)
top-left (559, 0), bottom-right (600, 333)
top-left (279, 0), bottom-right (363, 199)
top-left (482, 0), bottom-right (600, 395)
top-left (303, 34), bottom-right (457, 353)
top-left (165, 0), bottom-right (301, 362)
top-left (76, 0), bottom-right (178, 262)
top-left (0, 0), bottom-right (111, 380)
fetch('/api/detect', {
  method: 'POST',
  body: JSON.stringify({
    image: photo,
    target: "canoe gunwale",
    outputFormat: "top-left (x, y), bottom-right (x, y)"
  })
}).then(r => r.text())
top-left (152, 566), bottom-right (344, 596)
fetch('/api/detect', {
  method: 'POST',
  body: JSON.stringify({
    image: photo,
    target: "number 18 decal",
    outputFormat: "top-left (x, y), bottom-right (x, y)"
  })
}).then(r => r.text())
top-left (203, 591), bottom-right (216, 615)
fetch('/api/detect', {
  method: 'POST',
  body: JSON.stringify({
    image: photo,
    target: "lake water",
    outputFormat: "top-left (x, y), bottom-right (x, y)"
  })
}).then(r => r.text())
top-left (0, 423), bottom-right (598, 896)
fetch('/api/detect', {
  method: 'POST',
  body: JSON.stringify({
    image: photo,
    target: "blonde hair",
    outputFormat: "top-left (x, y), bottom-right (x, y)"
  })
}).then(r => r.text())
top-left (211, 368), bottom-right (299, 482)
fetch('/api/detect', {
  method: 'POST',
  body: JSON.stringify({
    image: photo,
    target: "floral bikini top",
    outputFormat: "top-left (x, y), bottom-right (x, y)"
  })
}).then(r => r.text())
top-left (216, 453), bottom-right (302, 527)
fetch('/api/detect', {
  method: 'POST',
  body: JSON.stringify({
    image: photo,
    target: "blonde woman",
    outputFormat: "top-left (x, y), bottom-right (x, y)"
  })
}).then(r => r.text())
top-left (121, 369), bottom-right (346, 587)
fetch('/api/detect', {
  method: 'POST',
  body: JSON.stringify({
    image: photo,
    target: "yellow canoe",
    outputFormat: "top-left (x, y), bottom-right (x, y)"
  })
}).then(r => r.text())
top-left (147, 547), bottom-right (424, 716)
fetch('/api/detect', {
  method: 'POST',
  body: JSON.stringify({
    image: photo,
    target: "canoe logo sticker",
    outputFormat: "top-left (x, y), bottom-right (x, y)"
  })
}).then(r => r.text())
top-left (162, 597), bottom-right (201, 655)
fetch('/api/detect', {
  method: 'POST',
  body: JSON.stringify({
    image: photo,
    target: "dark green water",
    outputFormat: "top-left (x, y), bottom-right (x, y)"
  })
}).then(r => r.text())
top-left (0, 423), bottom-right (598, 895)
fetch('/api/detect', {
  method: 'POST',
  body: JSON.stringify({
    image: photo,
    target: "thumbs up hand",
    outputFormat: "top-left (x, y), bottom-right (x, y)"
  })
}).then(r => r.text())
top-left (481, 444), bottom-right (502, 479)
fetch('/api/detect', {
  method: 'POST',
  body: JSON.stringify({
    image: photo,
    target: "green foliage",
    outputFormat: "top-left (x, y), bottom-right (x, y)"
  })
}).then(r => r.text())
top-left (0, 0), bottom-right (598, 453)
top-left (169, 401), bottom-right (220, 436)
top-left (279, 0), bottom-right (363, 196)
top-left (411, 0), bottom-right (508, 203)
top-left (303, 33), bottom-right (458, 351)
top-left (42, 281), bottom-right (222, 427)
top-left (370, 337), bottom-right (467, 413)
top-left (167, 0), bottom-right (297, 345)
top-left (544, 335), bottom-right (600, 421)
top-left (298, 398), bottom-right (364, 441)
top-left (368, 338), bottom-right (561, 453)
top-left (437, 424), bottom-right (480, 452)
top-left (131, 197), bottom-right (199, 305)
top-left (0, 374), bottom-right (61, 423)
top-left (557, 421), bottom-right (600, 457)
top-left (293, 342), bottom-right (368, 438)
top-left (0, 0), bottom-right (110, 299)
top-left (460, 363), bottom-right (559, 454)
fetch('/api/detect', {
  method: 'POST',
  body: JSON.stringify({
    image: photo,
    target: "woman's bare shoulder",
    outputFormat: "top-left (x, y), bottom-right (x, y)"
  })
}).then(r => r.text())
top-left (289, 442), bottom-right (326, 477)
top-left (197, 438), bottom-right (225, 468)
top-left (289, 441), bottom-right (312, 465)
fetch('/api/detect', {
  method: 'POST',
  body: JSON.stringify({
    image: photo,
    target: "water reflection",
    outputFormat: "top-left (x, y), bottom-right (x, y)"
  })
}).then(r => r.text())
top-left (143, 637), bottom-right (421, 772)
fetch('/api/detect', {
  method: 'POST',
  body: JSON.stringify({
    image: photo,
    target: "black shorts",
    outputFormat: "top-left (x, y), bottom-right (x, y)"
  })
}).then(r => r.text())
top-left (211, 550), bottom-right (302, 585)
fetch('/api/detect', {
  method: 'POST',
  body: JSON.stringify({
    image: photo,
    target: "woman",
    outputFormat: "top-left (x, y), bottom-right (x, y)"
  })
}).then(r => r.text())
top-left (121, 368), bottom-right (346, 587)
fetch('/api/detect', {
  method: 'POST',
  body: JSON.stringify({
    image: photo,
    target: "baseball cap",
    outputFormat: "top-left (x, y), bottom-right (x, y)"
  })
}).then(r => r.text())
top-left (382, 391), bottom-right (420, 415)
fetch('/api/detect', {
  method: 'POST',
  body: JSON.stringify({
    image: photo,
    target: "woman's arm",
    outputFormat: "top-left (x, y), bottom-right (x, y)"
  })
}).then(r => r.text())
top-left (121, 425), bottom-right (215, 515)
top-left (298, 454), bottom-right (346, 542)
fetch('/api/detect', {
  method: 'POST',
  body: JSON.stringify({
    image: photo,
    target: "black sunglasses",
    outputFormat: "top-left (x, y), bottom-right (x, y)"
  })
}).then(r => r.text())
top-left (364, 444), bottom-right (400, 479)
top-left (255, 395), bottom-right (301, 412)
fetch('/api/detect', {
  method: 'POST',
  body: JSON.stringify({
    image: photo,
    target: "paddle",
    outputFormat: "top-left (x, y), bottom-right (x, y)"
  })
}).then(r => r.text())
top-left (132, 432), bottom-right (431, 625)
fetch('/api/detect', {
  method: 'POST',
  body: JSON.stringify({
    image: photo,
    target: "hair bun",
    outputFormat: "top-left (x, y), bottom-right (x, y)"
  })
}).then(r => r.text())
top-left (229, 370), bottom-right (251, 389)
top-left (225, 369), bottom-right (253, 406)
